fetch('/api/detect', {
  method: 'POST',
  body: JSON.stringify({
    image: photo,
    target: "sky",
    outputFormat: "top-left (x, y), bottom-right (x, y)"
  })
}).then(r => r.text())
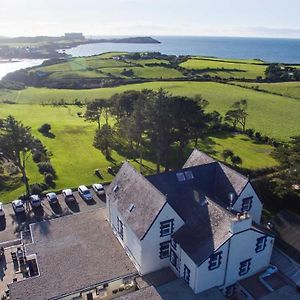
top-left (1, 0), bottom-right (300, 38)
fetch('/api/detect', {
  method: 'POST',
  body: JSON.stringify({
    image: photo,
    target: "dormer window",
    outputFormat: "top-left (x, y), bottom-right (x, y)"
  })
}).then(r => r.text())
top-left (241, 196), bottom-right (253, 212)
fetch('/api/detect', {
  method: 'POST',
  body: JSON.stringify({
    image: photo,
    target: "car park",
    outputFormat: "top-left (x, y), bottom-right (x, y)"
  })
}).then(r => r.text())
top-left (0, 202), bottom-right (5, 217)
top-left (78, 185), bottom-right (93, 201)
top-left (46, 192), bottom-right (58, 204)
top-left (30, 195), bottom-right (42, 207)
top-left (92, 183), bottom-right (105, 196)
top-left (62, 189), bottom-right (75, 202)
top-left (12, 200), bottom-right (25, 213)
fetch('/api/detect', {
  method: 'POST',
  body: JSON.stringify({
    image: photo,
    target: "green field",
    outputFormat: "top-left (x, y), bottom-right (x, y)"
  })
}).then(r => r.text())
top-left (180, 58), bottom-right (267, 79)
top-left (1, 81), bottom-right (299, 141)
top-left (190, 56), bottom-right (265, 64)
top-left (231, 81), bottom-right (300, 99)
top-left (0, 103), bottom-right (279, 202)
top-left (30, 54), bottom-right (181, 80)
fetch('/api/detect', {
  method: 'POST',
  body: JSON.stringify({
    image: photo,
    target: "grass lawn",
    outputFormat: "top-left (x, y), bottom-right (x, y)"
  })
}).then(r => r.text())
top-left (0, 104), bottom-right (279, 203)
top-left (198, 133), bottom-right (279, 169)
top-left (180, 58), bottom-right (267, 79)
top-left (131, 66), bottom-right (183, 78)
top-left (231, 81), bottom-right (300, 99)
top-left (1, 81), bottom-right (299, 141)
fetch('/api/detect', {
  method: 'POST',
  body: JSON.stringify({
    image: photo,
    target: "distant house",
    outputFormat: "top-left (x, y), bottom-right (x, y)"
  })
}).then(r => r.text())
top-left (106, 149), bottom-right (274, 296)
top-left (64, 32), bottom-right (84, 40)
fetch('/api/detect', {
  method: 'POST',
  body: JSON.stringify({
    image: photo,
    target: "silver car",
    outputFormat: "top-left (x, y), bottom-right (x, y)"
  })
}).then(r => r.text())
top-left (12, 200), bottom-right (25, 213)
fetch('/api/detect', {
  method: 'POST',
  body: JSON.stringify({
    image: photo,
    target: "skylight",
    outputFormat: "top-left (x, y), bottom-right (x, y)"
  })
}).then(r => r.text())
top-left (113, 185), bottom-right (119, 192)
top-left (176, 172), bottom-right (186, 182)
top-left (184, 170), bottom-right (194, 180)
top-left (128, 204), bottom-right (135, 213)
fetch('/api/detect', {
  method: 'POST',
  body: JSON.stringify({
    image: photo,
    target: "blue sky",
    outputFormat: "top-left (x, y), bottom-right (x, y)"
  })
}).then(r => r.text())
top-left (1, 0), bottom-right (300, 38)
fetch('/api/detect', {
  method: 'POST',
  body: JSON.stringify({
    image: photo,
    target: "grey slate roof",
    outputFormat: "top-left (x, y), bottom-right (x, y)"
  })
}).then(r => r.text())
top-left (9, 209), bottom-right (137, 300)
top-left (106, 162), bottom-right (166, 240)
top-left (183, 149), bottom-right (249, 205)
top-left (172, 200), bottom-right (233, 265)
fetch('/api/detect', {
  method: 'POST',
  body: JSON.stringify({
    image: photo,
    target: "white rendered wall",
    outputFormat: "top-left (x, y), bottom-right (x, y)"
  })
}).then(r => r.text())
top-left (223, 229), bottom-right (274, 287)
top-left (233, 183), bottom-right (262, 224)
top-left (140, 203), bottom-right (184, 275)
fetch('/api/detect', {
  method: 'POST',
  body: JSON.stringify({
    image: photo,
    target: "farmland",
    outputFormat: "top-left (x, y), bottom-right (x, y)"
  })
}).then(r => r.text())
top-left (0, 52), bottom-right (299, 203)
top-left (180, 57), bottom-right (267, 79)
top-left (231, 81), bottom-right (300, 99)
top-left (0, 81), bottom-right (299, 141)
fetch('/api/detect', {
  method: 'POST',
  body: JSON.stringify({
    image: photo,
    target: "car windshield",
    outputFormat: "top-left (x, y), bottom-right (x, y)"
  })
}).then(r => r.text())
top-left (83, 190), bottom-right (90, 195)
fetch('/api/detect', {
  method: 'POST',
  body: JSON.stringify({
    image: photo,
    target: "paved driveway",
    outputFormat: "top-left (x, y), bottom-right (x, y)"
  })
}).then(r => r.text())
top-left (0, 190), bottom-right (106, 244)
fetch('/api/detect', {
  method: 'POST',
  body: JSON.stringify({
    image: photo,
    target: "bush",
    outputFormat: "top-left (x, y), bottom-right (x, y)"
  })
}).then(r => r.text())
top-left (32, 151), bottom-right (43, 163)
top-left (37, 162), bottom-right (56, 177)
top-left (245, 128), bottom-right (254, 138)
top-left (44, 173), bottom-right (55, 186)
top-left (30, 183), bottom-right (47, 195)
top-left (38, 123), bottom-right (51, 134)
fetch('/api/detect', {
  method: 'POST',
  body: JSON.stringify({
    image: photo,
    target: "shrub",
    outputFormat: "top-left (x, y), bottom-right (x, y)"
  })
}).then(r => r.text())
top-left (30, 183), bottom-right (47, 195)
top-left (38, 123), bottom-right (51, 134)
top-left (44, 173), bottom-right (55, 186)
top-left (245, 128), bottom-right (254, 138)
top-left (255, 132), bottom-right (262, 141)
top-left (32, 151), bottom-right (43, 163)
top-left (37, 162), bottom-right (56, 177)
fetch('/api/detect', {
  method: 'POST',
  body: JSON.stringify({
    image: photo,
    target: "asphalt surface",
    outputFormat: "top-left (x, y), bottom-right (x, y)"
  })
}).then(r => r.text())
top-left (0, 189), bottom-right (106, 244)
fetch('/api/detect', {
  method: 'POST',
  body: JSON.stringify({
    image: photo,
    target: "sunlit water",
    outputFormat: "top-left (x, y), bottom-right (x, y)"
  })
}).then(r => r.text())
top-left (63, 36), bottom-right (300, 64)
top-left (0, 59), bottom-right (45, 80)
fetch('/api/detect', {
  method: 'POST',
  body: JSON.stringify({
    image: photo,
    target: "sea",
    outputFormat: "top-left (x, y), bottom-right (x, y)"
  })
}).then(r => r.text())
top-left (1, 36), bottom-right (300, 79)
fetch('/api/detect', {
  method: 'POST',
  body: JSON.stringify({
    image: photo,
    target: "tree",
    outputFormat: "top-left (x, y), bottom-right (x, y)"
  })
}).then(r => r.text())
top-left (222, 149), bottom-right (234, 162)
top-left (93, 124), bottom-right (114, 159)
top-left (0, 116), bottom-right (36, 196)
top-left (84, 99), bottom-right (108, 129)
top-left (144, 89), bottom-right (175, 173)
top-left (225, 99), bottom-right (248, 131)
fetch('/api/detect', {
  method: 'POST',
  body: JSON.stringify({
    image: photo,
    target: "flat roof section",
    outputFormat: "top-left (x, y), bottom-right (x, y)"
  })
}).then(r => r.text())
top-left (9, 208), bottom-right (137, 300)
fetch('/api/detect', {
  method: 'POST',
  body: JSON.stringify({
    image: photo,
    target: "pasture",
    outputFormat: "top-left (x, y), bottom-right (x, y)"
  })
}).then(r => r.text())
top-left (0, 81), bottom-right (299, 141)
top-left (231, 81), bottom-right (300, 99)
top-left (180, 58), bottom-right (267, 79)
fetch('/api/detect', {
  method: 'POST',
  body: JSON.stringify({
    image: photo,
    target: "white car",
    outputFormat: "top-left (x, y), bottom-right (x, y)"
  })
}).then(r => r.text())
top-left (92, 183), bottom-right (105, 195)
top-left (62, 189), bottom-right (75, 202)
top-left (30, 195), bottom-right (42, 207)
top-left (46, 192), bottom-right (58, 204)
top-left (78, 185), bottom-right (93, 201)
top-left (0, 202), bottom-right (5, 217)
top-left (12, 200), bottom-right (25, 213)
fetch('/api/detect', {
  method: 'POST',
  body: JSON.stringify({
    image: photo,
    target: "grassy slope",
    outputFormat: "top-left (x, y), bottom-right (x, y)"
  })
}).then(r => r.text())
top-left (0, 104), bottom-right (278, 202)
top-left (1, 81), bottom-right (299, 140)
top-left (191, 57), bottom-right (265, 64)
top-left (231, 81), bottom-right (300, 99)
top-left (180, 58), bottom-right (266, 79)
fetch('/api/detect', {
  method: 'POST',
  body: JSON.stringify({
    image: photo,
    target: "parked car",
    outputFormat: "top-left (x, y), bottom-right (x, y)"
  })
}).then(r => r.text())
top-left (46, 192), bottom-right (58, 204)
top-left (30, 195), bottom-right (42, 207)
top-left (62, 189), bottom-right (75, 202)
top-left (0, 202), bottom-right (5, 217)
top-left (92, 183), bottom-right (105, 195)
top-left (12, 200), bottom-right (25, 213)
top-left (78, 185), bottom-right (93, 201)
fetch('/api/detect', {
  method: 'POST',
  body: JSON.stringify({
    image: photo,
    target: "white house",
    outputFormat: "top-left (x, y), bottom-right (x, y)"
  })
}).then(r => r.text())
top-left (106, 149), bottom-right (274, 297)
